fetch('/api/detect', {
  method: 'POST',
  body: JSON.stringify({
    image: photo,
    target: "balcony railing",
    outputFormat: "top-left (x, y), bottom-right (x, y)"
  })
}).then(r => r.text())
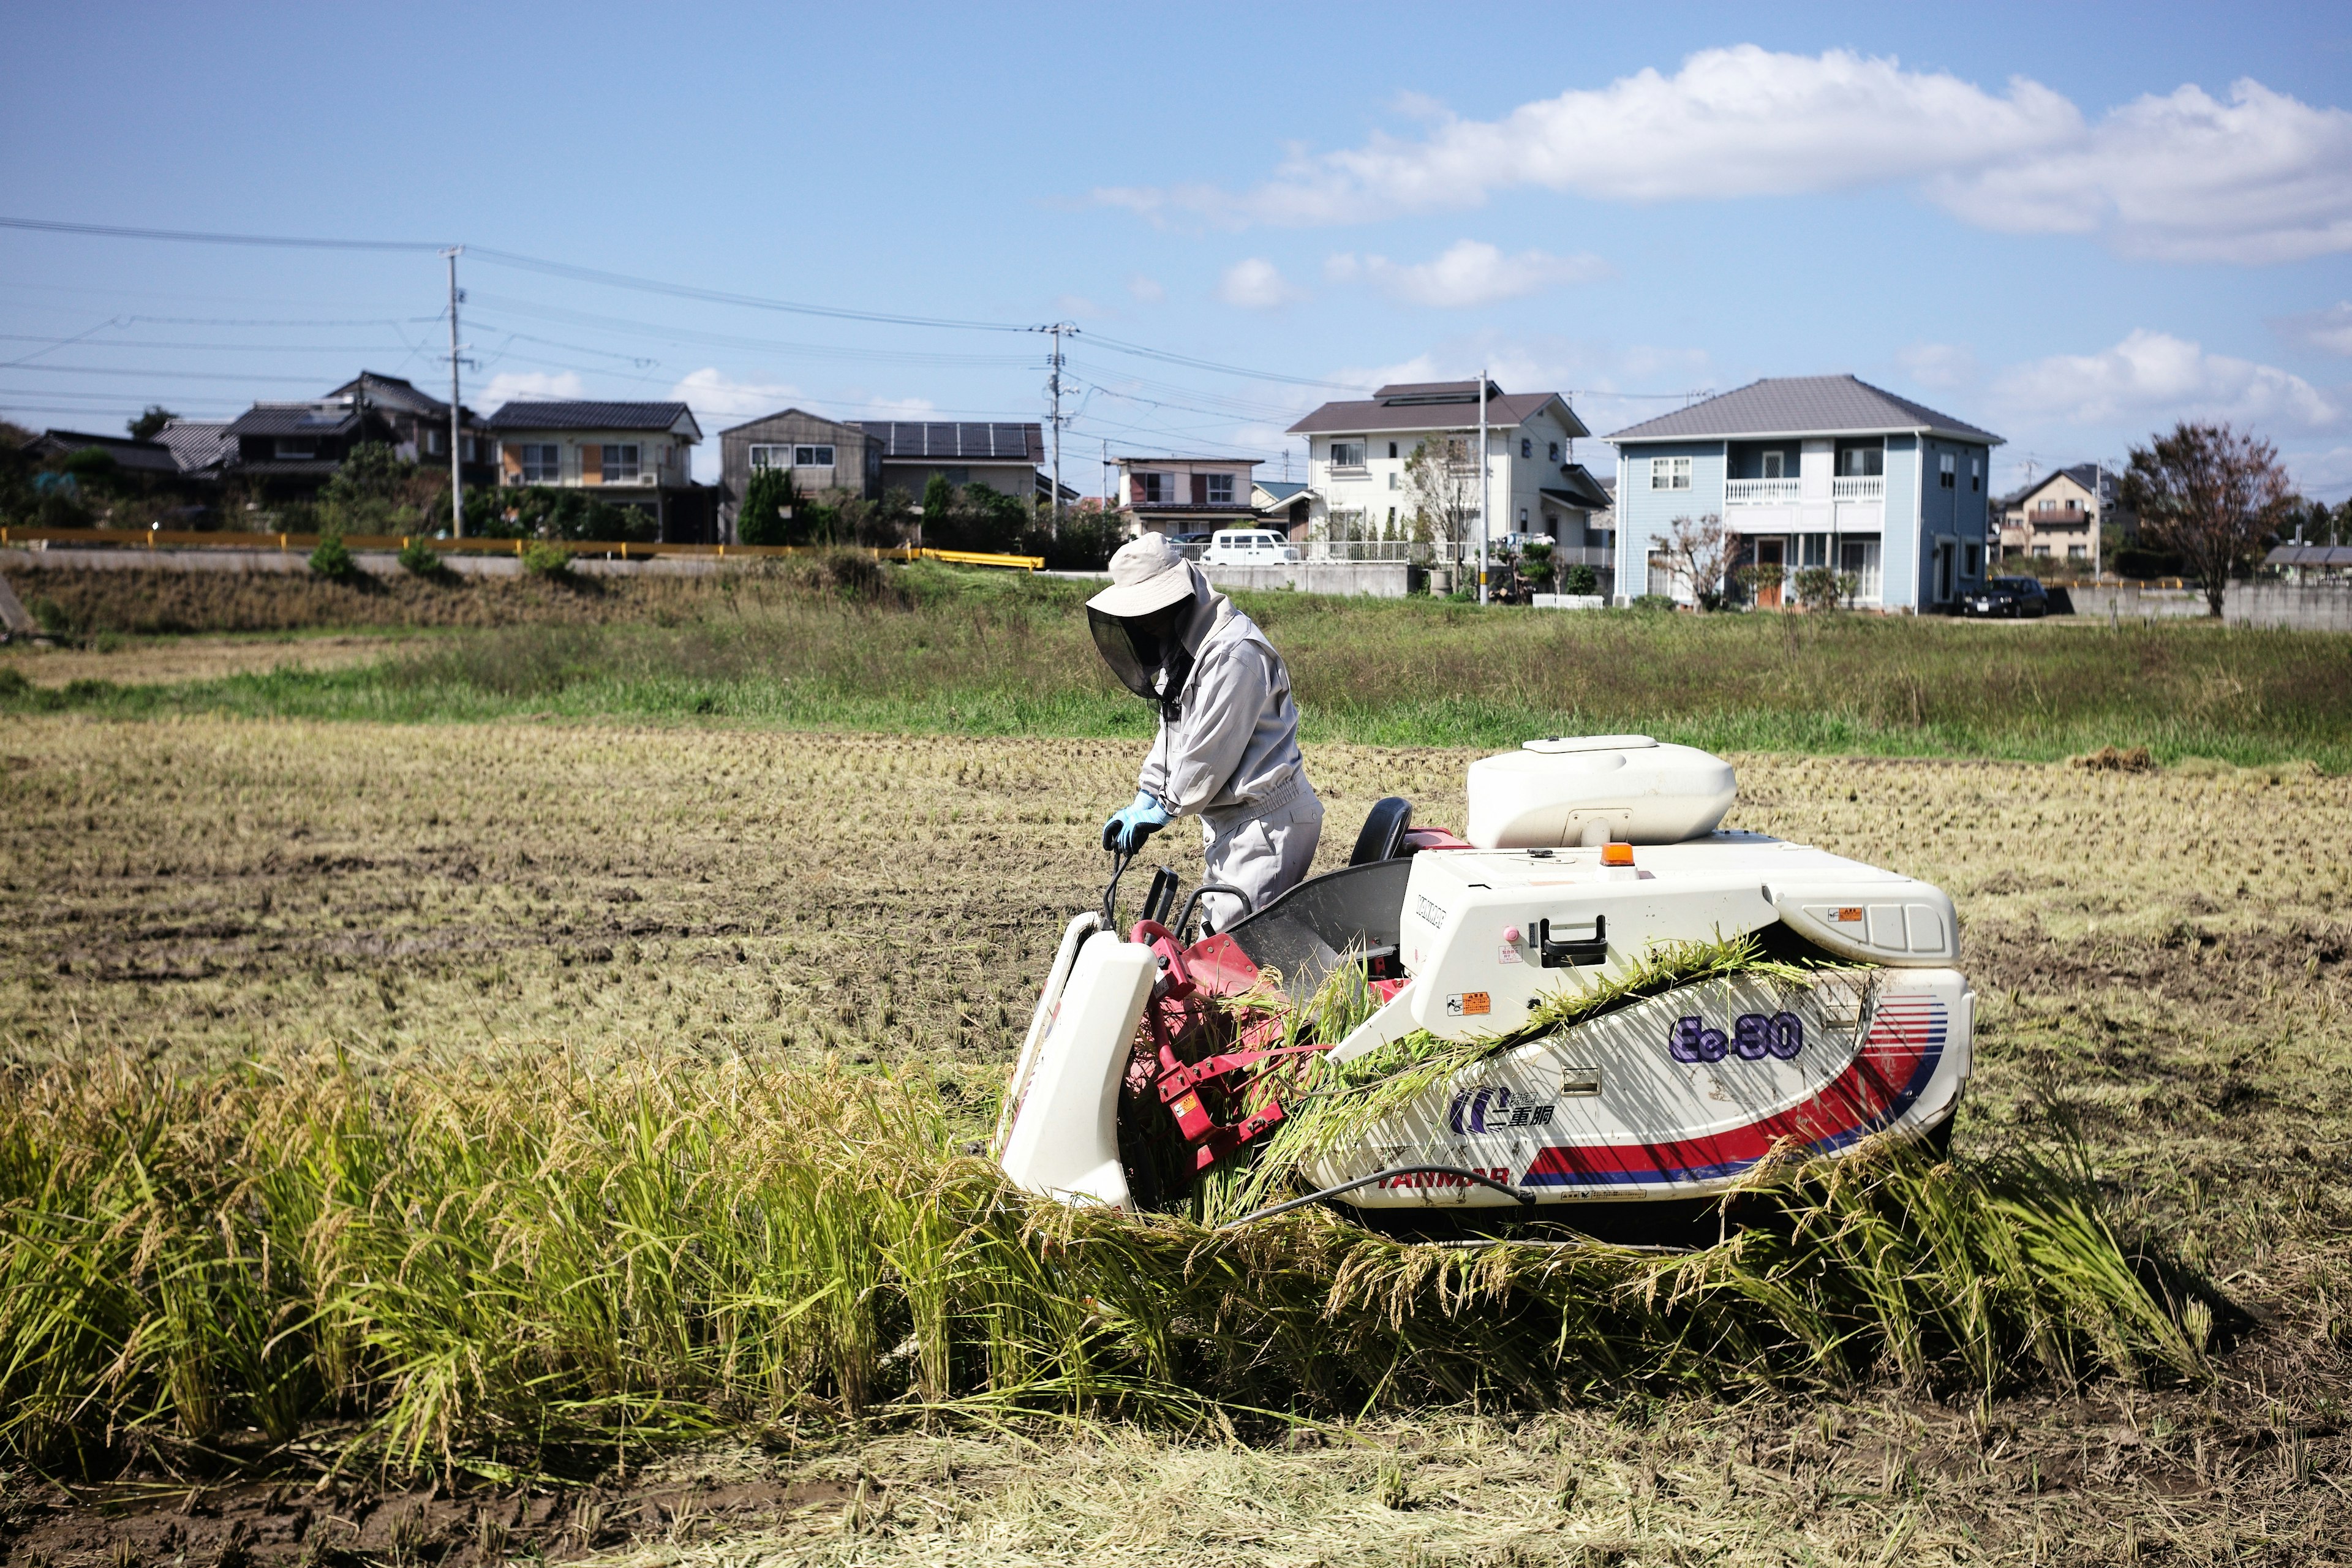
top-left (1724, 478), bottom-right (1801, 504)
top-left (1832, 476), bottom-right (1885, 501)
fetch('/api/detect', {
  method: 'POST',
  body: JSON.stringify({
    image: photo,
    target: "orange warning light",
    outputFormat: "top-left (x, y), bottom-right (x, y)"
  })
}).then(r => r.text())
top-left (1600, 843), bottom-right (1635, 866)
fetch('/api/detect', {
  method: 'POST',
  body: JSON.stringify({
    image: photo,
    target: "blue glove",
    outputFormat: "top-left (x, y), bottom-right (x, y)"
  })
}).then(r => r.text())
top-left (1101, 790), bottom-right (1170, 854)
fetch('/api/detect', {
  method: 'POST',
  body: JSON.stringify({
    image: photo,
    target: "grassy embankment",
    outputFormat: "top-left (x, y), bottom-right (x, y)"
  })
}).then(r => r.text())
top-left (7, 557), bottom-right (2352, 766)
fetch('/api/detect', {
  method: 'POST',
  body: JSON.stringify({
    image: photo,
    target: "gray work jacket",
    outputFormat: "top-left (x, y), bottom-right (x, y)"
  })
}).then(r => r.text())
top-left (1137, 594), bottom-right (1310, 826)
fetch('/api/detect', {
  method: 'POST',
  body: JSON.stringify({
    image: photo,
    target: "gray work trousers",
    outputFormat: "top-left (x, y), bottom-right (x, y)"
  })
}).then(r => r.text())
top-left (1198, 781), bottom-right (1323, 935)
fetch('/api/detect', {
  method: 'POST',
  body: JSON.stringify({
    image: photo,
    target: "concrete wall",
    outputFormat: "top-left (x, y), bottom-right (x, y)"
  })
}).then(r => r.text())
top-left (1204, 561), bottom-right (1414, 598)
top-left (2067, 581), bottom-right (2352, 631)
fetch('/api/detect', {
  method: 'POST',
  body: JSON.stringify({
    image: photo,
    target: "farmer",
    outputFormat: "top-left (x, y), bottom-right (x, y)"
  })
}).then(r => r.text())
top-left (1086, 532), bottom-right (1322, 933)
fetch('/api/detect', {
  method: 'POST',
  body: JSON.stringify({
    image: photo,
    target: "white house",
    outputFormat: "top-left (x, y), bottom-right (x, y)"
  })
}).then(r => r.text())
top-left (482, 399), bottom-right (710, 541)
top-left (1607, 376), bottom-right (2001, 611)
top-left (1285, 379), bottom-right (1611, 573)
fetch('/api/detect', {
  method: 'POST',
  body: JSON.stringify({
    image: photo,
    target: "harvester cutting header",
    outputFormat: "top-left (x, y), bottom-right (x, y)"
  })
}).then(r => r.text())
top-left (1000, 532), bottom-right (1972, 1229)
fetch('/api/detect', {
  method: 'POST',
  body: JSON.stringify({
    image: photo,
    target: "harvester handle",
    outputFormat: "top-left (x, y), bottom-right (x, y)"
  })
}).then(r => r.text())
top-left (1176, 884), bottom-right (1254, 941)
top-left (1537, 914), bottom-right (1608, 968)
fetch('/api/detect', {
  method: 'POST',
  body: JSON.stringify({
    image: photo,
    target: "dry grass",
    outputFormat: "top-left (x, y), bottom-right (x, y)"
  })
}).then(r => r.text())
top-left (0, 631), bottom-right (409, 688)
top-left (1, 718), bottom-right (2348, 1562)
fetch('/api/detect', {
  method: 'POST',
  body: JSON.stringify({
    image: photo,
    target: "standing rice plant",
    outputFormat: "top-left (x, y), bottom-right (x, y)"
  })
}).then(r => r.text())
top-left (0, 1049), bottom-right (2215, 1479)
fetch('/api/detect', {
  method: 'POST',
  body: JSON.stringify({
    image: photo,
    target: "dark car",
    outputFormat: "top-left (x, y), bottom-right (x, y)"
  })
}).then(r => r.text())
top-left (1962, 576), bottom-right (2049, 618)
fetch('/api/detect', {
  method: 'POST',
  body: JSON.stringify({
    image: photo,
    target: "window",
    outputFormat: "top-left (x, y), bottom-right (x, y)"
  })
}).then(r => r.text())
top-left (1939, 453), bottom-right (1956, 489)
top-left (1838, 444), bottom-right (1885, 477)
top-left (1520, 437), bottom-right (1532, 459)
top-left (1650, 456), bottom-right (1691, 491)
top-left (793, 444), bottom-right (835, 468)
top-left (1965, 544), bottom-right (1983, 578)
top-left (1970, 457), bottom-right (1982, 493)
top-left (1330, 440), bottom-right (1366, 469)
top-left (1761, 451), bottom-right (1784, 479)
top-left (1387, 442), bottom-right (1398, 459)
top-left (519, 443), bottom-right (560, 483)
top-left (274, 437), bottom-right (317, 460)
top-left (1387, 472), bottom-right (1398, 490)
top-left (425, 427), bottom-right (447, 455)
top-left (603, 444), bottom-right (641, 481)
top-left (2067, 543), bottom-right (2087, 560)
top-left (1387, 507), bottom-right (1396, 526)
top-left (1548, 442), bottom-right (1561, 463)
top-left (1136, 471), bottom-right (1169, 504)
top-left (1205, 473), bottom-right (1234, 505)
top-left (749, 444), bottom-right (786, 470)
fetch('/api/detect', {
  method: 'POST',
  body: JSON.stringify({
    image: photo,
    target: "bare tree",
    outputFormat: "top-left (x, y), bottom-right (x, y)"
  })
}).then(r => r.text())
top-left (1403, 435), bottom-right (1480, 550)
top-left (2118, 422), bottom-right (2296, 617)
top-left (1653, 513), bottom-right (1740, 609)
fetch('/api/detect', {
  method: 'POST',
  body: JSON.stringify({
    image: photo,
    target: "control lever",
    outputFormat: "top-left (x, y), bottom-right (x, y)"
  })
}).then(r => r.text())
top-left (1537, 913), bottom-right (1608, 968)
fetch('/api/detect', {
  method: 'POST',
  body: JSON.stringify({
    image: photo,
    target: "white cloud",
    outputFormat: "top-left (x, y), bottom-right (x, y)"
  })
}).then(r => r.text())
top-left (1054, 293), bottom-right (1102, 317)
top-left (1896, 342), bottom-right (1979, 390)
top-left (1326, 239), bottom-right (1610, 307)
top-left (479, 370), bottom-right (584, 407)
top-left (861, 396), bottom-right (938, 418)
top-left (1215, 257), bottom-right (1306, 308)
top-left (1993, 328), bottom-right (2339, 429)
top-left (668, 368), bottom-right (799, 422)
top-left (1126, 273), bottom-right (1166, 304)
top-left (2273, 301), bottom-right (2352, 356)
top-left (1098, 47), bottom-right (2352, 264)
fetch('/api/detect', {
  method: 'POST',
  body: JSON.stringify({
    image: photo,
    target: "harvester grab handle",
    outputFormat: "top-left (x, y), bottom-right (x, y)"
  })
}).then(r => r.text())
top-left (1219, 1165), bottom-right (1534, 1229)
top-left (991, 910), bottom-right (1105, 1158)
top-left (1176, 883), bottom-right (1254, 940)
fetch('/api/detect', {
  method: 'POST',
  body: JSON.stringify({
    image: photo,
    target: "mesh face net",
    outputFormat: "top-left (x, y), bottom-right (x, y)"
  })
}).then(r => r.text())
top-left (1087, 605), bottom-right (1194, 709)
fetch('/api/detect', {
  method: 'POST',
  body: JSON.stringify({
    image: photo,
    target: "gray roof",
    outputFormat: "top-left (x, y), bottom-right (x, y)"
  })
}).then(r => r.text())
top-left (860, 421), bottom-right (1043, 464)
top-left (483, 400), bottom-right (699, 438)
top-left (1289, 380), bottom-right (1591, 439)
top-left (325, 371), bottom-right (451, 420)
top-left (1254, 479), bottom-right (1310, 502)
top-left (1607, 375), bottom-right (2001, 445)
top-left (719, 407), bottom-right (867, 440)
top-left (1542, 464), bottom-right (1613, 510)
top-left (224, 402), bottom-right (365, 439)
top-left (156, 419), bottom-right (233, 473)
top-left (2266, 544), bottom-right (2352, 568)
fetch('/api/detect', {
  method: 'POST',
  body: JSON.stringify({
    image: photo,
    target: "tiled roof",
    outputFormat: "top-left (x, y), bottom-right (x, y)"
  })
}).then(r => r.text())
top-left (155, 420), bottom-right (233, 473)
top-left (325, 371), bottom-right (448, 419)
top-left (24, 429), bottom-right (183, 475)
top-left (859, 421), bottom-right (1043, 464)
top-left (1607, 375), bottom-right (2000, 445)
top-left (1254, 479), bottom-right (1310, 502)
top-left (2266, 544), bottom-right (2352, 568)
top-left (1999, 462), bottom-right (2117, 508)
top-left (1542, 464), bottom-right (1613, 510)
top-left (224, 402), bottom-right (364, 439)
top-left (1288, 381), bottom-right (1589, 438)
top-left (483, 401), bottom-right (699, 437)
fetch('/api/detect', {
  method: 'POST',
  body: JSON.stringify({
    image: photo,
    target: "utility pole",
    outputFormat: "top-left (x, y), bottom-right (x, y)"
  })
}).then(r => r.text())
top-left (1037, 322), bottom-right (1076, 530)
top-left (1476, 365), bottom-right (1490, 605)
top-left (2091, 458), bottom-right (2104, 579)
top-left (442, 247), bottom-right (466, 538)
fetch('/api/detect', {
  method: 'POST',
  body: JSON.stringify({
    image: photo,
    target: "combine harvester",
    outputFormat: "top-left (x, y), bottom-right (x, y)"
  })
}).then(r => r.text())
top-left (994, 736), bottom-right (1972, 1229)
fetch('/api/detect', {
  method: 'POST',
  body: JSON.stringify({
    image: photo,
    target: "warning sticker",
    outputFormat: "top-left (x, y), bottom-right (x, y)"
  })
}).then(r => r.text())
top-left (1446, 991), bottom-right (1492, 1017)
top-left (1496, 944), bottom-right (1523, 965)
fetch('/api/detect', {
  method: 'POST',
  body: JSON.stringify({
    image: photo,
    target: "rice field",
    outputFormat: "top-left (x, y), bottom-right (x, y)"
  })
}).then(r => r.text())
top-left (2, 714), bottom-right (2348, 1562)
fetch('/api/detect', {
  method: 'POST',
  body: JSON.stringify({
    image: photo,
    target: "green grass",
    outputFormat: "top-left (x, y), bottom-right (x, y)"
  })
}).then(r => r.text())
top-left (7, 562), bottom-right (2352, 766)
top-left (0, 1049), bottom-right (2212, 1481)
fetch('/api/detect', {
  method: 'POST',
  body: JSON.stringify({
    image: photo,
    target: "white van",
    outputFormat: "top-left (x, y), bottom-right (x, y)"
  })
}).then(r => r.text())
top-left (1202, 529), bottom-right (1300, 566)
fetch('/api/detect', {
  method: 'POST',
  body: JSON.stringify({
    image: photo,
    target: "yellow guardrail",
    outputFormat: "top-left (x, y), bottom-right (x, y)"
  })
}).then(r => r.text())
top-left (0, 527), bottom-right (1044, 572)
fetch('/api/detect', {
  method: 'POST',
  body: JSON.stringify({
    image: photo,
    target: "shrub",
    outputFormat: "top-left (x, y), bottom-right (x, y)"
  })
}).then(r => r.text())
top-left (1562, 563), bottom-right (1599, 595)
top-left (738, 467), bottom-right (799, 547)
top-left (521, 541), bottom-right (572, 578)
top-left (396, 538), bottom-right (446, 578)
top-left (308, 532), bottom-right (356, 580)
top-left (1631, 594), bottom-right (1679, 612)
top-left (1025, 507), bottom-right (1124, 571)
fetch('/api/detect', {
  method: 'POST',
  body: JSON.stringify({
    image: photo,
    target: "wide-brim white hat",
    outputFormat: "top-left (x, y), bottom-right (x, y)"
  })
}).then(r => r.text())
top-left (1086, 532), bottom-right (1200, 618)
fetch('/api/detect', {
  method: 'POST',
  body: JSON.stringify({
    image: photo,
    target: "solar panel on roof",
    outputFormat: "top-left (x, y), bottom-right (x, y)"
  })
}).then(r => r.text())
top-left (992, 424), bottom-right (1024, 458)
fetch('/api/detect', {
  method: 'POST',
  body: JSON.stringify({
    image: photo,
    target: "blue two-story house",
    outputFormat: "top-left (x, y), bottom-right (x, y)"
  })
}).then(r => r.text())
top-left (1607, 376), bottom-right (2002, 611)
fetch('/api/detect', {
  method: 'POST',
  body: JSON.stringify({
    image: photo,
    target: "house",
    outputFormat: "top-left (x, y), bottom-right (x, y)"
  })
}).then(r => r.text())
top-left (220, 400), bottom-right (401, 499)
top-left (20, 428), bottom-right (186, 483)
top-left (481, 400), bottom-right (712, 541)
top-left (1253, 478), bottom-right (1314, 536)
top-left (1112, 455), bottom-right (1264, 535)
top-left (716, 410), bottom-right (884, 537)
top-left (1606, 375), bottom-right (2002, 611)
top-left (858, 421), bottom-right (1051, 506)
top-left (1997, 464), bottom-right (2122, 566)
top-left (1285, 379), bottom-right (1609, 576)
top-left (322, 372), bottom-right (497, 489)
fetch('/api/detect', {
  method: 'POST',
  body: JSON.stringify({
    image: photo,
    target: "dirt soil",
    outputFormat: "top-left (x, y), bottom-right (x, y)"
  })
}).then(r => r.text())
top-left (0, 633), bottom-right (410, 688)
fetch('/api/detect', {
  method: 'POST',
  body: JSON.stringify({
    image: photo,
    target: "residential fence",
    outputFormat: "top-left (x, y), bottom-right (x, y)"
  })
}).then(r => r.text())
top-left (0, 527), bottom-right (1043, 572)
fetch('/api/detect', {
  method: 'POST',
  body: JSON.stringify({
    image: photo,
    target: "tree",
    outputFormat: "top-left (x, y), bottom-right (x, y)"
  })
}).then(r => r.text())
top-left (2117, 422), bottom-right (2296, 617)
top-left (1653, 513), bottom-right (1740, 610)
top-left (919, 472), bottom-right (955, 545)
top-left (1403, 435), bottom-right (1480, 551)
top-left (318, 442), bottom-right (432, 534)
top-left (738, 466), bottom-right (799, 546)
top-left (127, 405), bottom-right (178, 442)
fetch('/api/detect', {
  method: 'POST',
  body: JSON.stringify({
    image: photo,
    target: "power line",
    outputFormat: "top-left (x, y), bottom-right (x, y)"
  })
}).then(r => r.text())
top-left (0, 216), bottom-right (445, 252)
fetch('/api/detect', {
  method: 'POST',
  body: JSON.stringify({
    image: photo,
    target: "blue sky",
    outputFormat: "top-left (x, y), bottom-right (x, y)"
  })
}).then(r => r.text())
top-left (4, 1), bottom-right (2350, 499)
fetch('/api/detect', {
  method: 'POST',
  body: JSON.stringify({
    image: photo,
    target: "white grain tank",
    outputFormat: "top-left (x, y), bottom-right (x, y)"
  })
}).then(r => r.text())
top-left (1464, 734), bottom-right (1736, 849)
